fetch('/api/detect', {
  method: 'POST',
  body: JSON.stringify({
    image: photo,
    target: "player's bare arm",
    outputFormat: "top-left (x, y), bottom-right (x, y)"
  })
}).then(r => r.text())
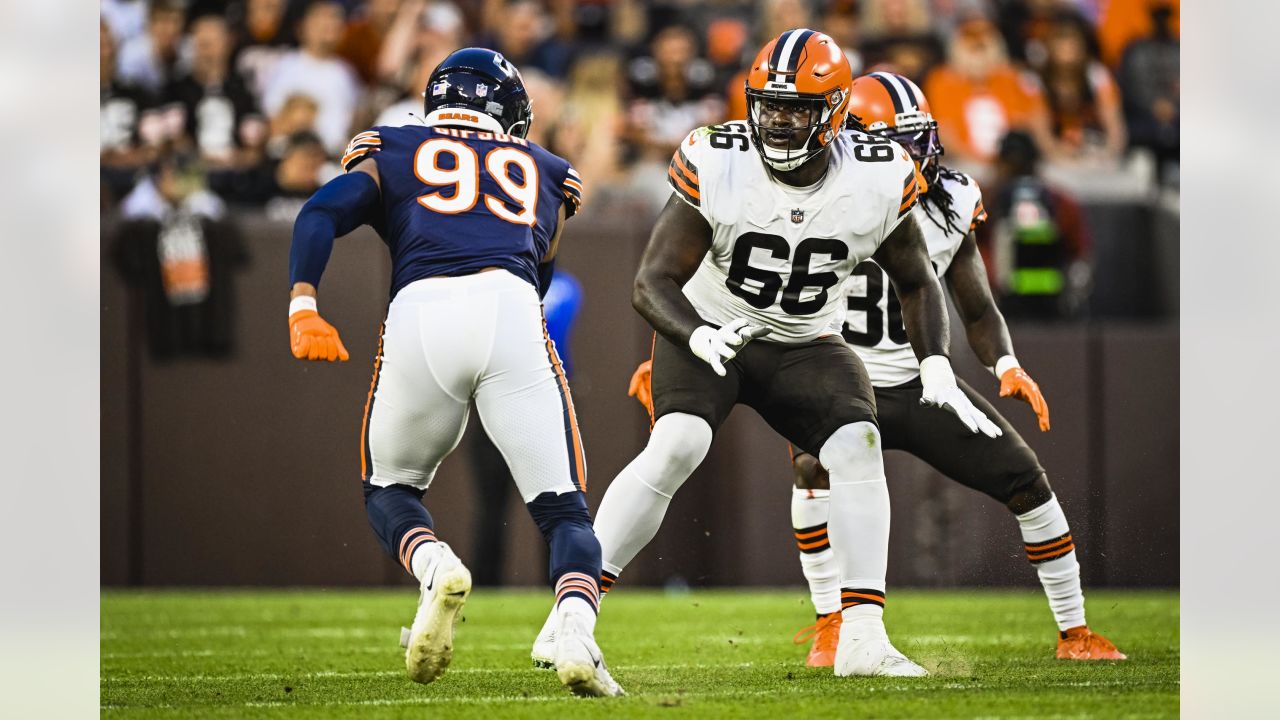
top-left (632, 194), bottom-right (715, 345)
top-left (286, 158), bottom-right (382, 362)
top-left (872, 213), bottom-right (1001, 437)
top-left (946, 231), bottom-right (1051, 431)
top-left (872, 213), bottom-right (949, 361)
top-left (633, 194), bottom-right (771, 376)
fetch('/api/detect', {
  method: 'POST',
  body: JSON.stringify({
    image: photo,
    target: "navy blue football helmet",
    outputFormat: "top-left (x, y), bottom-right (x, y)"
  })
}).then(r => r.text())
top-left (422, 48), bottom-right (533, 138)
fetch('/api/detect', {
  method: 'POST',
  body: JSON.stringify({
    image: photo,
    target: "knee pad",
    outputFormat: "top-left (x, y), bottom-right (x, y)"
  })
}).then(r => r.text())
top-left (639, 413), bottom-right (713, 493)
top-left (817, 422), bottom-right (884, 484)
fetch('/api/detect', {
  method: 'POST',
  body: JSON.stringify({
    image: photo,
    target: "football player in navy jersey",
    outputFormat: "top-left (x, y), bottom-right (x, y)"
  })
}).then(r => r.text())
top-left (286, 48), bottom-right (622, 697)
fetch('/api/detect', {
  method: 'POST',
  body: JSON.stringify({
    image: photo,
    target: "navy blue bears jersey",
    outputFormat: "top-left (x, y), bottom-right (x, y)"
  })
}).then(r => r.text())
top-left (341, 124), bottom-right (583, 298)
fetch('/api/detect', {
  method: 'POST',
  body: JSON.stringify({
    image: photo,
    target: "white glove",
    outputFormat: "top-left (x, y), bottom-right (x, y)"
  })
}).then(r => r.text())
top-left (919, 355), bottom-right (1003, 438)
top-left (688, 318), bottom-right (772, 377)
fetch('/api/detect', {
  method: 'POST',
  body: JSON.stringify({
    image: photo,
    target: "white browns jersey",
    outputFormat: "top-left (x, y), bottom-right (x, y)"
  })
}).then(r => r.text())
top-left (668, 122), bottom-right (923, 343)
top-left (840, 170), bottom-right (988, 387)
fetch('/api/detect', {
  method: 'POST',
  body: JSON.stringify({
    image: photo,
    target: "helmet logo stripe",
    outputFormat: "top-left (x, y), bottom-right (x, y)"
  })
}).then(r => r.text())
top-left (776, 29), bottom-right (815, 73)
top-left (871, 72), bottom-right (914, 113)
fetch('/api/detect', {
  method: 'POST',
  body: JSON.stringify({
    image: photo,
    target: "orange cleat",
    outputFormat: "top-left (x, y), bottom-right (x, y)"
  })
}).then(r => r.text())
top-left (1056, 626), bottom-right (1127, 660)
top-left (793, 612), bottom-right (842, 667)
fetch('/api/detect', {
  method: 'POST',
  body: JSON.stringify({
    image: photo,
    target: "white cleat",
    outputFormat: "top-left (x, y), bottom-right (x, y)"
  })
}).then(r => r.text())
top-left (834, 617), bottom-right (929, 677)
top-left (531, 607), bottom-right (557, 669)
top-left (554, 611), bottom-right (625, 697)
top-left (403, 544), bottom-right (472, 685)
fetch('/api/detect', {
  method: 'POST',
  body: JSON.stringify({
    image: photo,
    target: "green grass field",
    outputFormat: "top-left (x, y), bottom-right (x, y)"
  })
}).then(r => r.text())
top-left (102, 588), bottom-right (1177, 718)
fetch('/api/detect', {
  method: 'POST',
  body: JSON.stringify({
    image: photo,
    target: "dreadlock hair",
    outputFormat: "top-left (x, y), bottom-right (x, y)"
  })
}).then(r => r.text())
top-left (919, 163), bottom-right (970, 237)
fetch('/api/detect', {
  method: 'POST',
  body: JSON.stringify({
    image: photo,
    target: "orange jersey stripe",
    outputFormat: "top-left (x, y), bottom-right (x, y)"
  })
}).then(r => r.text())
top-left (794, 527), bottom-right (827, 540)
top-left (544, 328), bottom-right (587, 491)
top-left (667, 166), bottom-right (702, 200)
top-left (797, 539), bottom-right (830, 550)
top-left (360, 326), bottom-right (386, 480)
top-left (672, 152), bottom-right (699, 185)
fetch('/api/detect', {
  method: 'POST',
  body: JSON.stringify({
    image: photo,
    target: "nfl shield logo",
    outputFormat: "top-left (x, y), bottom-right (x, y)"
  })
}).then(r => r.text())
top-left (475, 83), bottom-right (489, 98)
top-left (791, 208), bottom-right (805, 224)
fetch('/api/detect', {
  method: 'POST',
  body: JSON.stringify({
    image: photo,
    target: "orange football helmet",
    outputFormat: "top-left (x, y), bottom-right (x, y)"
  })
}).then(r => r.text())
top-left (745, 29), bottom-right (853, 171)
top-left (846, 71), bottom-right (943, 183)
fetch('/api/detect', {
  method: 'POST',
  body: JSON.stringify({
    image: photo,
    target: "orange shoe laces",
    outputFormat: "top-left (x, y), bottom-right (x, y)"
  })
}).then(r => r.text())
top-left (793, 613), bottom-right (840, 645)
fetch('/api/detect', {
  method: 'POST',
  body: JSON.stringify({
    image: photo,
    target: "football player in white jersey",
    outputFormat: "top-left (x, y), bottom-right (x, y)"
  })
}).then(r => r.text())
top-left (777, 72), bottom-right (1124, 665)
top-left (533, 30), bottom-right (1001, 678)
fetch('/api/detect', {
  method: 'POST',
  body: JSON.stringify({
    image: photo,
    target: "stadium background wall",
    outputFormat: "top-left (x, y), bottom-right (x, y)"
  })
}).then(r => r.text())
top-left (101, 211), bottom-right (1177, 589)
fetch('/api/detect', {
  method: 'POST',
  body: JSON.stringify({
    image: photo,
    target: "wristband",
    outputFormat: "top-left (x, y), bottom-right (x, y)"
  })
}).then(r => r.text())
top-left (993, 355), bottom-right (1020, 378)
top-left (919, 355), bottom-right (956, 388)
top-left (289, 295), bottom-right (318, 318)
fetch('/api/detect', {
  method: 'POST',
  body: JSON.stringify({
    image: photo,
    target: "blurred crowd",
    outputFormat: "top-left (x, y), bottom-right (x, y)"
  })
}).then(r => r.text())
top-left (102, 0), bottom-right (1178, 316)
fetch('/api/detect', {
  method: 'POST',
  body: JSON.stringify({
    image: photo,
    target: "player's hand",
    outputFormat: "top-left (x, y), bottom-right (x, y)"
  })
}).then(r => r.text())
top-left (688, 319), bottom-right (772, 377)
top-left (289, 309), bottom-right (350, 362)
top-left (1000, 367), bottom-right (1050, 432)
top-left (628, 360), bottom-right (654, 415)
top-left (918, 356), bottom-right (1002, 438)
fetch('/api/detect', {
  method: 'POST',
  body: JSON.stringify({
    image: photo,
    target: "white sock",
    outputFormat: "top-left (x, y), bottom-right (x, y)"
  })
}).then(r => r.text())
top-left (791, 487), bottom-right (840, 615)
top-left (409, 540), bottom-right (446, 583)
top-left (819, 422), bottom-right (890, 623)
top-left (1016, 495), bottom-right (1086, 631)
top-left (594, 413), bottom-right (712, 574)
top-left (557, 597), bottom-right (597, 634)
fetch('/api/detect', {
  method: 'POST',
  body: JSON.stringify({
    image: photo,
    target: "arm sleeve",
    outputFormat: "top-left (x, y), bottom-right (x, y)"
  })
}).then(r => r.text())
top-left (288, 171), bottom-right (381, 288)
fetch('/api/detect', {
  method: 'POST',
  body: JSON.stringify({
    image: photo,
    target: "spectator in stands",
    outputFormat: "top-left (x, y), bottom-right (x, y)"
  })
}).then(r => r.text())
top-left (262, 1), bottom-right (361, 155)
top-left (102, 0), bottom-right (149, 46)
top-left (477, 0), bottom-right (575, 79)
top-left (1117, 2), bottom-right (1178, 181)
top-left (985, 131), bottom-right (1092, 319)
top-left (374, 1), bottom-right (466, 124)
top-left (858, 0), bottom-right (941, 83)
top-left (338, 0), bottom-right (402, 84)
top-left (234, 131), bottom-right (335, 220)
top-left (232, 0), bottom-right (297, 101)
top-left (1039, 11), bottom-right (1126, 163)
top-left (116, 0), bottom-right (188, 94)
top-left (624, 25), bottom-right (723, 163)
top-left (103, 18), bottom-right (162, 204)
top-left (162, 14), bottom-right (268, 173)
top-left (924, 17), bottom-right (1056, 180)
top-left (725, 0), bottom-right (813, 121)
top-left (1097, 0), bottom-right (1178, 69)
top-left (266, 94), bottom-right (322, 160)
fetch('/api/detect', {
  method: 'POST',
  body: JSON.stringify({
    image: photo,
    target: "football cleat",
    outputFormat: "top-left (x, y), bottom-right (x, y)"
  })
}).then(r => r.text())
top-left (531, 607), bottom-right (557, 669)
top-left (834, 617), bottom-right (928, 677)
top-left (554, 611), bottom-right (625, 697)
top-left (1057, 626), bottom-right (1128, 660)
top-left (403, 544), bottom-right (472, 684)
top-left (793, 612), bottom-right (842, 668)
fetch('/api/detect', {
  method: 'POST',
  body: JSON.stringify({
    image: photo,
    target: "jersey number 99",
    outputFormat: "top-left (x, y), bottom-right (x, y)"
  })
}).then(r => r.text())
top-left (413, 138), bottom-right (539, 226)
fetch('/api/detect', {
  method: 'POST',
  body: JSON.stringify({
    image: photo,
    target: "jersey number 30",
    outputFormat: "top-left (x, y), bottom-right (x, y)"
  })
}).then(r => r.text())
top-left (413, 138), bottom-right (538, 226)
top-left (725, 233), bottom-right (848, 315)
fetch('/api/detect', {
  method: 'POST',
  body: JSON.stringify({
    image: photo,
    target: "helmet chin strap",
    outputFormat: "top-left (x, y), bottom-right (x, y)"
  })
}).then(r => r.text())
top-left (421, 108), bottom-right (508, 135)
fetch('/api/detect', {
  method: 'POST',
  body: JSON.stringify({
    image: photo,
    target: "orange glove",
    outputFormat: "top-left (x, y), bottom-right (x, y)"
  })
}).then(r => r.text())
top-left (289, 308), bottom-right (350, 362)
top-left (627, 360), bottom-right (654, 416)
top-left (999, 367), bottom-right (1050, 432)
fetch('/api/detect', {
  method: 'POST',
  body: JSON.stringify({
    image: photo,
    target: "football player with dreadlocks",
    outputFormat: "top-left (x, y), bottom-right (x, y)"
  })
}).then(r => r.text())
top-left (532, 30), bottom-right (1003, 678)
top-left (777, 71), bottom-right (1125, 666)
